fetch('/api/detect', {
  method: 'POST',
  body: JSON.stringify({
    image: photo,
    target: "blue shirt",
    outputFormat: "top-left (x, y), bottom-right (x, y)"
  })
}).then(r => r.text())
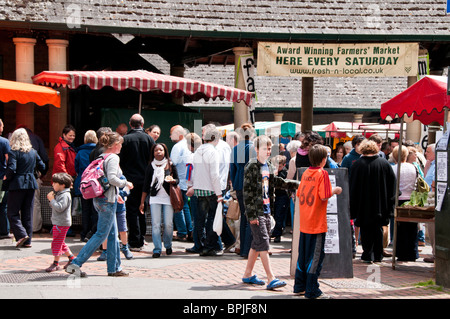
top-left (424, 160), bottom-right (435, 187)
top-left (170, 139), bottom-right (191, 191)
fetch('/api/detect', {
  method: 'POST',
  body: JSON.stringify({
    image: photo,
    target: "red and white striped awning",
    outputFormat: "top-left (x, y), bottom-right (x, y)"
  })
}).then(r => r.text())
top-left (32, 70), bottom-right (254, 106)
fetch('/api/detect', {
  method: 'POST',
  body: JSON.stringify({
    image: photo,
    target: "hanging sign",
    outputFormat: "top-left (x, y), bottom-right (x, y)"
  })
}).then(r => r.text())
top-left (238, 54), bottom-right (256, 124)
top-left (257, 42), bottom-right (419, 78)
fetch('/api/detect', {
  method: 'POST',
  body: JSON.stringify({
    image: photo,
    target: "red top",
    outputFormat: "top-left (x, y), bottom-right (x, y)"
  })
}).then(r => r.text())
top-left (53, 137), bottom-right (77, 177)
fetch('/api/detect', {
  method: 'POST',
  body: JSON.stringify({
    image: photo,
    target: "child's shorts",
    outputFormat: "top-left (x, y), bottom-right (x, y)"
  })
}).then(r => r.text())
top-left (116, 210), bottom-right (128, 233)
top-left (249, 214), bottom-right (271, 252)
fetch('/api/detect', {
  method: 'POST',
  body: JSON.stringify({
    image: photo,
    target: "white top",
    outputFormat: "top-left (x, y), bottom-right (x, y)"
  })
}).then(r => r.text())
top-left (215, 139), bottom-right (231, 191)
top-left (191, 143), bottom-right (222, 196)
top-left (393, 162), bottom-right (417, 200)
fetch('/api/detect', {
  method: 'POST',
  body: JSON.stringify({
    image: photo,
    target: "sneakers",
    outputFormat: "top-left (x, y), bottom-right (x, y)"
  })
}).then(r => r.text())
top-left (121, 243), bottom-right (133, 260)
top-left (98, 245), bottom-right (134, 261)
top-left (65, 263), bottom-right (86, 277)
top-left (97, 250), bottom-right (107, 261)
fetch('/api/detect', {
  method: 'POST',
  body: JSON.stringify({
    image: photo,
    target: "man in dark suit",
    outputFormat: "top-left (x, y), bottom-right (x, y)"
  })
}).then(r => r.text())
top-left (119, 114), bottom-right (154, 251)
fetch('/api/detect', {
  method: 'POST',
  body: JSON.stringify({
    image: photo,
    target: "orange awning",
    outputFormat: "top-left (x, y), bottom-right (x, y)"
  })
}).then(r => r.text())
top-left (0, 79), bottom-right (61, 108)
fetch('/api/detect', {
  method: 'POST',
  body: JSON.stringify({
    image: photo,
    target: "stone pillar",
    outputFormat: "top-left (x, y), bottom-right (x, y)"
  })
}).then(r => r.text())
top-left (405, 76), bottom-right (421, 143)
top-left (170, 65), bottom-right (186, 105)
top-left (301, 77), bottom-right (314, 133)
top-left (13, 37), bottom-right (37, 131)
top-left (353, 114), bottom-right (363, 123)
top-left (233, 47), bottom-right (253, 129)
top-left (273, 113), bottom-right (283, 122)
top-left (46, 39), bottom-right (69, 164)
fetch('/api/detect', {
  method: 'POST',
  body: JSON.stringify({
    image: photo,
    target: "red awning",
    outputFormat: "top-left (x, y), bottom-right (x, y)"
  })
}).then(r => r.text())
top-left (32, 70), bottom-right (254, 106)
top-left (0, 79), bottom-right (60, 108)
top-left (380, 75), bottom-right (449, 126)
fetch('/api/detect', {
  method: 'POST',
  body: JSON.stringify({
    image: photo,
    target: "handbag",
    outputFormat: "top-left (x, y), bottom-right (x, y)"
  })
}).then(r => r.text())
top-left (170, 183), bottom-right (184, 212)
top-left (167, 162), bottom-right (184, 212)
top-left (226, 199), bottom-right (240, 220)
top-left (414, 166), bottom-right (430, 193)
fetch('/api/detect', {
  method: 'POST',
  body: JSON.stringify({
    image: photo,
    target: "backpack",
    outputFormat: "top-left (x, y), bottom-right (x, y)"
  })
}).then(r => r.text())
top-left (79, 154), bottom-right (112, 199)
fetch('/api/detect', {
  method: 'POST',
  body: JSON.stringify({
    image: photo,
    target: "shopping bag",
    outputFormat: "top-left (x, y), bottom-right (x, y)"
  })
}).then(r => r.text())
top-left (213, 202), bottom-right (223, 236)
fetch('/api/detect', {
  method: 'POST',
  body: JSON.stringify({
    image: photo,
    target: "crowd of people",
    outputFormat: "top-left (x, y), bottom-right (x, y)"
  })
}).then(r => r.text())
top-left (0, 115), bottom-right (437, 297)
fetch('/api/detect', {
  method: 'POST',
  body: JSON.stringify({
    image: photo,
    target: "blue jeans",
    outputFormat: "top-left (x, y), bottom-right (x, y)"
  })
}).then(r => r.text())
top-left (150, 203), bottom-right (174, 254)
top-left (173, 190), bottom-right (193, 237)
top-left (72, 197), bottom-right (121, 274)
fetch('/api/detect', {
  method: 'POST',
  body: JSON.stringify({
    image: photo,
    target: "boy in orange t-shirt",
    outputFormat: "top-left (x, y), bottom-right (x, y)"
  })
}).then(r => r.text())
top-left (294, 145), bottom-right (342, 299)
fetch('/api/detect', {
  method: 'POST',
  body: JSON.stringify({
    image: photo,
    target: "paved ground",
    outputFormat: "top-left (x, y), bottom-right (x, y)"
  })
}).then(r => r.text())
top-left (0, 227), bottom-right (448, 301)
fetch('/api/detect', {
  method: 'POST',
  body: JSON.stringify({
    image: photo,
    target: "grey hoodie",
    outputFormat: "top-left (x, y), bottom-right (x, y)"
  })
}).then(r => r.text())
top-left (50, 188), bottom-right (72, 227)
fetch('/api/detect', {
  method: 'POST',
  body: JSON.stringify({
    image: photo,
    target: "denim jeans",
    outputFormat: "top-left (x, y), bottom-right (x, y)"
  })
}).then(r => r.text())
top-left (150, 203), bottom-right (174, 254)
top-left (72, 197), bottom-right (121, 274)
top-left (173, 190), bottom-right (193, 238)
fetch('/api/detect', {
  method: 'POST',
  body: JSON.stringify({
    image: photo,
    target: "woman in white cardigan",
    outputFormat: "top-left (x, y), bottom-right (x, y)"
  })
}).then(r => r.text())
top-left (66, 132), bottom-right (133, 277)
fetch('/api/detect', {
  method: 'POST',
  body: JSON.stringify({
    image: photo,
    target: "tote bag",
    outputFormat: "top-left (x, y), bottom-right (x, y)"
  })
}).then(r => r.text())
top-left (226, 199), bottom-right (240, 220)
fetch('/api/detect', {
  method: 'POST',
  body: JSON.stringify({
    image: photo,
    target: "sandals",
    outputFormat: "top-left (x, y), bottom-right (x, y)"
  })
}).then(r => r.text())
top-left (242, 275), bottom-right (265, 285)
top-left (15, 236), bottom-right (29, 248)
top-left (266, 278), bottom-right (287, 290)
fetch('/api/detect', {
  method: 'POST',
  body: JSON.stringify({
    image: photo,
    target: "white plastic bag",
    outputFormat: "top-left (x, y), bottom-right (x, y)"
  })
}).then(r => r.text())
top-left (213, 202), bottom-right (223, 236)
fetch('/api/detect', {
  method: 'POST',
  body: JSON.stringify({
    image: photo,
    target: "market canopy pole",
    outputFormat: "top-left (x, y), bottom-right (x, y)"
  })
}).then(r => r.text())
top-left (301, 77), bottom-right (313, 133)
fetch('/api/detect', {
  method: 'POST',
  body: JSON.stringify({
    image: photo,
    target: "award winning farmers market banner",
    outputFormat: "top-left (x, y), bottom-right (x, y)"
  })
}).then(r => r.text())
top-left (257, 42), bottom-right (419, 77)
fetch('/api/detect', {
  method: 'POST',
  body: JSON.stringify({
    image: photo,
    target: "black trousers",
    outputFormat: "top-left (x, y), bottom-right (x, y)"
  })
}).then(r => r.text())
top-left (7, 189), bottom-right (35, 246)
top-left (360, 223), bottom-right (384, 262)
top-left (126, 184), bottom-right (146, 248)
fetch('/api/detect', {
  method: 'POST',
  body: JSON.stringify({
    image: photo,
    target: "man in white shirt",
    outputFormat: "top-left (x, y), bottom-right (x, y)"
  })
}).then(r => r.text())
top-left (204, 124), bottom-right (236, 252)
top-left (170, 125), bottom-right (193, 241)
top-left (187, 125), bottom-right (224, 256)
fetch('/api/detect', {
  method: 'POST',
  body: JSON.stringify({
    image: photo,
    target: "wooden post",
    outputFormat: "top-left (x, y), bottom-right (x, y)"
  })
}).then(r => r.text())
top-left (301, 77), bottom-right (314, 133)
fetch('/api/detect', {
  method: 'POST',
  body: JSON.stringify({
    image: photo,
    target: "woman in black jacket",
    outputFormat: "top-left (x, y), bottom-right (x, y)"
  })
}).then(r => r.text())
top-left (5, 128), bottom-right (45, 248)
top-left (139, 143), bottom-right (179, 258)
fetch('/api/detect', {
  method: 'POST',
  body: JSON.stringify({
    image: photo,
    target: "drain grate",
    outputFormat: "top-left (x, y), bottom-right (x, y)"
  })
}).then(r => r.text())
top-left (0, 272), bottom-right (68, 284)
top-left (321, 278), bottom-right (394, 290)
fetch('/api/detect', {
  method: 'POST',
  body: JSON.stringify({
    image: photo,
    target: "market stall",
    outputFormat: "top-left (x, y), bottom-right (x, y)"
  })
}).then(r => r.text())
top-left (316, 121), bottom-right (402, 148)
top-left (380, 75), bottom-right (449, 269)
top-left (217, 121), bottom-right (302, 138)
